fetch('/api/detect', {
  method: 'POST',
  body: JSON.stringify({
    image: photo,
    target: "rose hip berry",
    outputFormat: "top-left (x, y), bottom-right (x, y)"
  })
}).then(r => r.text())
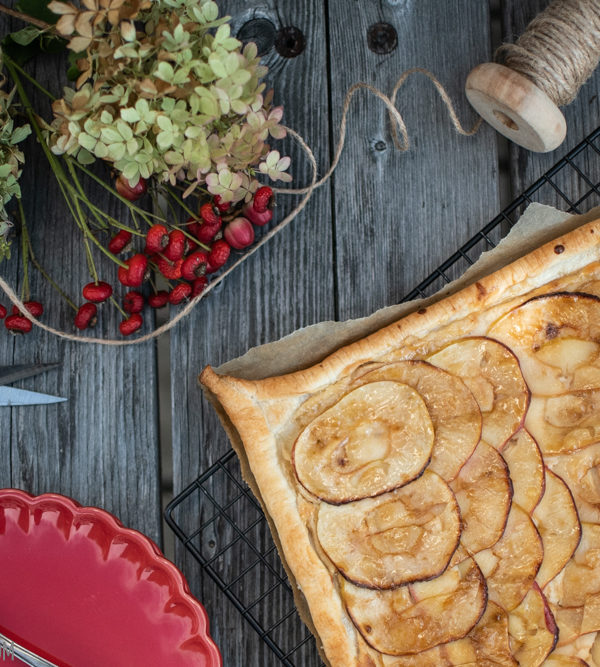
top-left (14, 301), bottom-right (44, 317)
top-left (206, 239), bottom-right (231, 273)
top-left (148, 291), bottom-right (169, 308)
top-left (157, 256), bottom-right (183, 280)
top-left (108, 229), bottom-right (132, 254)
top-left (253, 186), bottom-right (274, 213)
top-left (5, 314), bottom-right (32, 333)
top-left (224, 217), bottom-right (255, 249)
top-left (118, 254), bottom-right (148, 287)
top-left (168, 282), bottom-right (192, 305)
top-left (119, 313), bottom-right (143, 336)
top-left (116, 175), bottom-right (147, 201)
top-left (145, 224), bottom-right (169, 254)
top-left (74, 303), bottom-right (97, 330)
top-left (82, 281), bottom-right (113, 303)
top-left (181, 251), bottom-right (208, 281)
top-left (0, 304), bottom-right (6, 319)
top-left (191, 276), bottom-right (208, 297)
top-left (213, 195), bottom-right (230, 213)
top-left (243, 202), bottom-right (273, 226)
top-left (199, 202), bottom-right (220, 226)
top-left (194, 221), bottom-right (221, 243)
top-left (164, 229), bottom-right (187, 261)
top-left (123, 291), bottom-right (144, 314)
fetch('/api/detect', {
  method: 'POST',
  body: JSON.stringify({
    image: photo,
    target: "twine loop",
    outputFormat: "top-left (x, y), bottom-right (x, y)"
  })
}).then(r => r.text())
top-left (0, 68), bottom-right (481, 345)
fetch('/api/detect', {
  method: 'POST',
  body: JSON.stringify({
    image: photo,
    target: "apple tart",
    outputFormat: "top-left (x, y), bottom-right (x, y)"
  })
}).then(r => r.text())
top-left (201, 217), bottom-right (600, 666)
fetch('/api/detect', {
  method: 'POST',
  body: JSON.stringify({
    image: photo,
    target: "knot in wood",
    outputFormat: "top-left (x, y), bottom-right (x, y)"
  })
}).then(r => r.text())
top-left (367, 22), bottom-right (398, 55)
top-left (275, 26), bottom-right (306, 58)
top-left (237, 18), bottom-right (276, 56)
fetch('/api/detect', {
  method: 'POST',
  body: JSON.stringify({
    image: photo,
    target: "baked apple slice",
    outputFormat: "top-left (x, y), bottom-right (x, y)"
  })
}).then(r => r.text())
top-left (508, 584), bottom-right (558, 666)
top-left (354, 360), bottom-right (481, 481)
top-left (427, 336), bottom-right (529, 450)
top-left (381, 601), bottom-right (516, 666)
top-left (501, 429), bottom-right (545, 513)
top-left (532, 468), bottom-right (581, 588)
top-left (550, 630), bottom-right (598, 664)
top-left (292, 381), bottom-right (434, 503)
top-left (488, 292), bottom-right (600, 395)
top-left (474, 504), bottom-right (543, 611)
top-left (341, 555), bottom-right (486, 655)
top-left (543, 657), bottom-right (589, 666)
top-left (316, 470), bottom-right (460, 588)
top-left (450, 440), bottom-right (512, 553)
top-left (546, 444), bottom-right (600, 523)
top-left (526, 391), bottom-right (600, 456)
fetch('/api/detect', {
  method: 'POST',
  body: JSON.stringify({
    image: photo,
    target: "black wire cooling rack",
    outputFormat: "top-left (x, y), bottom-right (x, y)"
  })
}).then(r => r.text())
top-left (165, 126), bottom-right (600, 667)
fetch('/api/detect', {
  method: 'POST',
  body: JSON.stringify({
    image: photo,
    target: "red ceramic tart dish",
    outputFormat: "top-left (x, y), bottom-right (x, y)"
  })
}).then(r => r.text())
top-left (0, 489), bottom-right (222, 667)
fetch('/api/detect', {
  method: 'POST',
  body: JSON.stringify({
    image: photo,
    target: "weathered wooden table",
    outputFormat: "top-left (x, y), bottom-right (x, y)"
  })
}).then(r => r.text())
top-left (1, 1), bottom-right (599, 665)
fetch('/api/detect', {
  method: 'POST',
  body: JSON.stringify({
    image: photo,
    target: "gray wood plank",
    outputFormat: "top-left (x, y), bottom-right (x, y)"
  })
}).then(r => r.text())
top-left (170, 2), bottom-right (333, 665)
top-left (503, 0), bottom-right (600, 208)
top-left (327, 0), bottom-right (500, 320)
top-left (0, 19), bottom-right (162, 544)
top-left (170, 2), bottom-right (500, 666)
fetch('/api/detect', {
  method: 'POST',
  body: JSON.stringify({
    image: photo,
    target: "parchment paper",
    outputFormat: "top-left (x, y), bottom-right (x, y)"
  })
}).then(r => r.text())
top-left (217, 203), bottom-right (600, 380)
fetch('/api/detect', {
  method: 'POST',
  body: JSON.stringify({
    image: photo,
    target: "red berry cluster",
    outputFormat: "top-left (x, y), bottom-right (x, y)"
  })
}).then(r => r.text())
top-left (3, 179), bottom-right (276, 338)
top-left (1, 300), bottom-right (44, 334)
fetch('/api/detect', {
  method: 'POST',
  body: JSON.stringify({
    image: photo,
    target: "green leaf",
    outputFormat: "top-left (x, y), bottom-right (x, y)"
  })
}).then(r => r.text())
top-left (76, 147), bottom-right (95, 165)
top-left (0, 165), bottom-right (13, 178)
top-left (10, 26), bottom-right (43, 46)
top-left (17, 0), bottom-right (58, 25)
top-left (10, 125), bottom-right (31, 144)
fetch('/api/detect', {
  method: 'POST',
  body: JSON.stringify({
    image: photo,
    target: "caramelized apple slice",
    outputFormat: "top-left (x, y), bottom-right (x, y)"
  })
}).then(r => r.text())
top-left (354, 360), bottom-right (481, 481)
top-left (488, 292), bottom-right (600, 396)
top-left (508, 584), bottom-right (558, 666)
top-left (550, 523), bottom-right (600, 609)
top-left (546, 444), bottom-right (600, 523)
top-left (427, 337), bottom-right (529, 450)
top-left (501, 429), bottom-right (545, 513)
top-left (316, 471), bottom-right (460, 588)
top-left (341, 556), bottom-right (486, 655)
top-left (543, 656), bottom-right (589, 666)
top-left (381, 601), bottom-right (517, 666)
top-left (551, 631), bottom-right (598, 663)
top-left (526, 392), bottom-right (600, 456)
top-left (533, 469), bottom-right (581, 588)
top-left (450, 441), bottom-right (512, 553)
top-left (474, 504), bottom-right (543, 611)
top-left (293, 381), bottom-right (434, 503)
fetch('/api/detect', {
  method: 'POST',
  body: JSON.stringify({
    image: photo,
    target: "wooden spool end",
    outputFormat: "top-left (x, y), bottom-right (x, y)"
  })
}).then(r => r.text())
top-left (465, 62), bottom-right (566, 152)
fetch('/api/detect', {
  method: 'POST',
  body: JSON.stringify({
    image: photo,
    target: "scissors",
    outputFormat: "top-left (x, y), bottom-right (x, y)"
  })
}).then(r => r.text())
top-left (0, 363), bottom-right (66, 406)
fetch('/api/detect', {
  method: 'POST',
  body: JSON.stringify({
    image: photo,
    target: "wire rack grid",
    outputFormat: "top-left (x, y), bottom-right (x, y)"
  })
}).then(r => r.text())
top-left (165, 126), bottom-right (600, 666)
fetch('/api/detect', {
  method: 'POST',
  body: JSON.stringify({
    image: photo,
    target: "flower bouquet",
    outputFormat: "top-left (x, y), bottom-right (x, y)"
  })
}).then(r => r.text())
top-left (0, 0), bottom-right (291, 336)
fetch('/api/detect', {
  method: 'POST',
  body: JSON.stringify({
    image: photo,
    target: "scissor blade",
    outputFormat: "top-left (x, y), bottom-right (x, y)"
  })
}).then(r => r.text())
top-left (0, 386), bottom-right (66, 406)
top-left (0, 363), bottom-right (61, 385)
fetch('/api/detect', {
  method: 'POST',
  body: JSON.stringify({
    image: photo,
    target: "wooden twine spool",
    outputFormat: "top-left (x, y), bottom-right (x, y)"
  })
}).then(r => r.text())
top-left (466, 0), bottom-right (600, 152)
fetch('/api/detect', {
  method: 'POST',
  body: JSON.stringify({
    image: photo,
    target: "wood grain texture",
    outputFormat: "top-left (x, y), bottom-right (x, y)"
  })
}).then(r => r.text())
top-left (0, 17), bottom-right (162, 543)
top-left (170, 2), bottom-right (333, 665)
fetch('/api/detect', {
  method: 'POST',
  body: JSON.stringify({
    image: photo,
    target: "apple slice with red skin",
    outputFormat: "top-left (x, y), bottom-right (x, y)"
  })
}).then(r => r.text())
top-left (427, 336), bottom-right (529, 450)
top-left (533, 468), bottom-right (581, 588)
top-left (501, 429), bottom-right (545, 514)
top-left (474, 504), bottom-right (543, 611)
top-left (353, 360), bottom-right (481, 481)
top-left (508, 583), bottom-right (558, 666)
top-left (340, 555), bottom-right (487, 656)
top-left (380, 601), bottom-right (517, 666)
top-left (526, 391), bottom-right (600, 456)
top-left (549, 629), bottom-right (598, 664)
top-left (316, 470), bottom-right (461, 589)
top-left (546, 444), bottom-right (600, 523)
top-left (487, 292), bottom-right (600, 396)
top-left (450, 440), bottom-right (512, 553)
top-left (292, 381), bottom-right (434, 503)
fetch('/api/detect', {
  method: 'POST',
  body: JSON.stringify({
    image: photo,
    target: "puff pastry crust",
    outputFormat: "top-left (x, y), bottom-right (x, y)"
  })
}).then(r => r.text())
top-left (201, 216), bottom-right (600, 666)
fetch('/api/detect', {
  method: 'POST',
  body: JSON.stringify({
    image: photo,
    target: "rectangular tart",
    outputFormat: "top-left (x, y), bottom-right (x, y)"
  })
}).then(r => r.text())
top-left (201, 216), bottom-right (600, 666)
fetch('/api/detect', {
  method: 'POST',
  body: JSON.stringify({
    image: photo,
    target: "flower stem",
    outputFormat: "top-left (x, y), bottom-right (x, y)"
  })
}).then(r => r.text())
top-left (4, 57), bottom-right (56, 101)
top-left (0, 4), bottom-right (53, 30)
top-left (18, 198), bottom-right (29, 301)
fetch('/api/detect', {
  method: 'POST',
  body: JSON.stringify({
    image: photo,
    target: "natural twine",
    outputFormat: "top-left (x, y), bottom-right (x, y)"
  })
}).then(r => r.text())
top-left (497, 0), bottom-right (600, 106)
top-left (0, 68), bottom-right (482, 346)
